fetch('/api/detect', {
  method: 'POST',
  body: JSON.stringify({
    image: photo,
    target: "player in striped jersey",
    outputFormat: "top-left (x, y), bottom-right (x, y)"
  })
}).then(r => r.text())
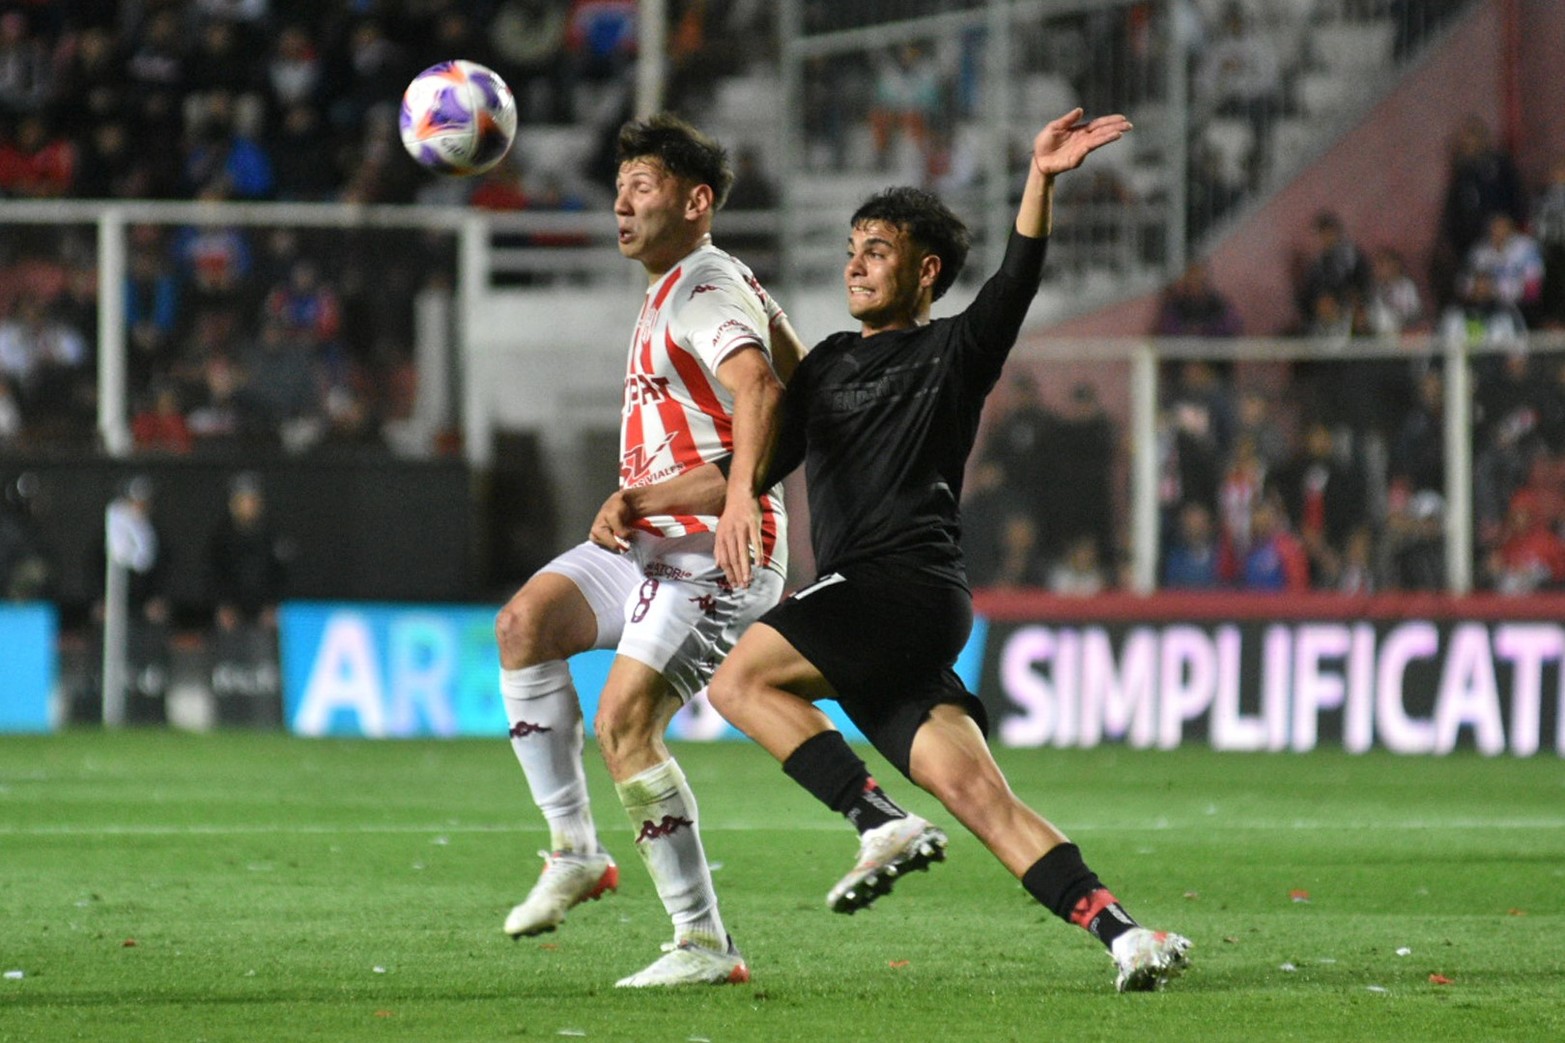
top-left (495, 114), bottom-right (805, 987)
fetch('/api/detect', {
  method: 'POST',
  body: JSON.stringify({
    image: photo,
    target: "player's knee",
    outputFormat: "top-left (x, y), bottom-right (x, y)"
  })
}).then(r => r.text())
top-left (495, 592), bottom-right (566, 665)
top-left (922, 756), bottom-right (1007, 815)
top-left (705, 662), bottom-right (754, 723)
top-left (593, 700), bottom-right (657, 762)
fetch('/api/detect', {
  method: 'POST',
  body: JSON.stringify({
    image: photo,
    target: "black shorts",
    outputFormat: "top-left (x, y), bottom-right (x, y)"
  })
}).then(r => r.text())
top-left (760, 559), bottom-right (989, 778)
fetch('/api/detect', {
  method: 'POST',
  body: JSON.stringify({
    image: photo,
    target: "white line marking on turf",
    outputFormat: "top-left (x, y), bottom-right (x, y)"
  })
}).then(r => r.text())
top-left (2, 818), bottom-right (1564, 837)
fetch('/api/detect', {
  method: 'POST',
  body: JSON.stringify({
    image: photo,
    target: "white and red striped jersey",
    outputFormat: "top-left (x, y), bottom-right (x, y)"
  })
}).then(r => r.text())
top-left (620, 237), bottom-right (787, 575)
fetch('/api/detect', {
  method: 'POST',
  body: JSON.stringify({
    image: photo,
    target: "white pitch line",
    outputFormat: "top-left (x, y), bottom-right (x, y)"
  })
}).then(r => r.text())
top-left (2, 818), bottom-right (1564, 837)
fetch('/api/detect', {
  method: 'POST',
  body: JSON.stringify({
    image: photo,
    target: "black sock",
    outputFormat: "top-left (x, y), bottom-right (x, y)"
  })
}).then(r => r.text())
top-left (1021, 843), bottom-right (1139, 950)
top-left (781, 731), bottom-right (908, 834)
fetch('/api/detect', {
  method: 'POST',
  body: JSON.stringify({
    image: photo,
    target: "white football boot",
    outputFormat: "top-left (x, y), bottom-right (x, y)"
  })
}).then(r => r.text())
top-left (1111, 927), bottom-right (1192, 992)
top-left (503, 850), bottom-right (619, 938)
top-left (827, 815), bottom-right (947, 914)
top-left (614, 937), bottom-right (750, 988)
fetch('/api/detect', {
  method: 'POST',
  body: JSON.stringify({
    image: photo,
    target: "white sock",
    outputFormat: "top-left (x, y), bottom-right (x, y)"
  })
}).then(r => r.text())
top-left (616, 758), bottom-right (726, 950)
top-left (501, 662), bottom-right (597, 856)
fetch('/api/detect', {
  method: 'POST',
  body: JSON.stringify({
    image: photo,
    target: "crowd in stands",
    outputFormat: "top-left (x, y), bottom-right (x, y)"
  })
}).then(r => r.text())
top-left (2, 0), bottom-right (1560, 601)
top-left (967, 100), bottom-right (1565, 597)
top-left (0, 0), bottom-right (768, 456)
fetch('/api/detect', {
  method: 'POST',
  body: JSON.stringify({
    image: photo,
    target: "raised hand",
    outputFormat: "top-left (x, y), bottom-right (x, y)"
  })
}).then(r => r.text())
top-left (1033, 108), bottom-right (1132, 178)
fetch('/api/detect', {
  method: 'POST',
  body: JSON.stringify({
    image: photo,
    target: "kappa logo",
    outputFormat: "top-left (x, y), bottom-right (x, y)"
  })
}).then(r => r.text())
top-left (690, 283), bottom-right (720, 296)
top-left (635, 814), bottom-right (694, 843)
top-left (621, 430), bottom-right (680, 485)
top-left (508, 721), bottom-right (552, 739)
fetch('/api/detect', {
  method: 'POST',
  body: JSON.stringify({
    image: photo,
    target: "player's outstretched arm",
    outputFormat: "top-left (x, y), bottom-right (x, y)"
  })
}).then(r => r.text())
top-left (589, 464), bottom-right (727, 552)
top-left (1016, 108), bottom-right (1132, 239)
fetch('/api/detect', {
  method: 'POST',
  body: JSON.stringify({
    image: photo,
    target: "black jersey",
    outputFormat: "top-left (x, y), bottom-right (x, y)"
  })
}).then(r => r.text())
top-left (766, 231), bottom-right (1048, 585)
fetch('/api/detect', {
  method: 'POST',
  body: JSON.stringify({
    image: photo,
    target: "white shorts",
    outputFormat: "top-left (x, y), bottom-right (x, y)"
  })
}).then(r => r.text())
top-left (540, 530), bottom-right (784, 703)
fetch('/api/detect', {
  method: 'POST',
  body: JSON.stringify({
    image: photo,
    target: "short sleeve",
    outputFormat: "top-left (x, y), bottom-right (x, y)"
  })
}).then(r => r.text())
top-left (668, 270), bottom-right (771, 372)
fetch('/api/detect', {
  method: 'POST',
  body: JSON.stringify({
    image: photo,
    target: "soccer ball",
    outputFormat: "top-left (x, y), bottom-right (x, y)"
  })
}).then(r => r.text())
top-left (399, 60), bottom-right (518, 177)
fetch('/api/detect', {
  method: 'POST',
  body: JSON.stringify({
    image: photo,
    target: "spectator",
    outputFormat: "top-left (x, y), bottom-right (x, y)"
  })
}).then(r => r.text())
top-left (173, 220), bottom-right (253, 343)
top-left (1487, 488), bottom-right (1565, 594)
top-left (0, 292), bottom-right (91, 435)
top-left (1464, 211), bottom-right (1545, 322)
top-left (267, 102), bottom-right (336, 201)
top-left (123, 241), bottom-right (182, 392)
top-left (1364, 246), bottom-right (1425, 339)
top-left (130, 381), bottom-right (194, 455)
top-left (0, 113), bottom-right (78, 197)
top-left (1270, 421), bottom-right (1368, 588)
top-left (1153, 260), bottom-right (1241, 338)
top-left (1193, 1), bottom-right (1282, 184)
top-left (98, 474), bottom-right (170, 627)
top-left (237, 316), bottom-right (321, 435)
top-left (565, 0), bottom-right (638, 83)
top-left (182, 90), bottom-right (275, 200)
top-left (208, 471), bottom-right (291, 633)
top-left (185, 18), bottom-right (265, 122)
top-left (74, 119), bottom-right (151, 199)
top-left (1389, 368), bottom-right (1446, 498)
top-left (0, 472), bottom-right (50, 600)
top-left (1471, 350), bottom-right (1543, 547)
top-left (982, 510), bottom-right (1049, 589)
top-left (0, 11), bottom-right (53, 115)
top-left (976, 370), bottom-right (1052, 539)
top-left (323, 18), bottom-right (409, 136)
top-left (1047, 534), bottom-right (1107, 597)
top-left (1335, 525), bottom-right (1376, 595)
top-left (868, 42), bottom-right (942, 176)
top-left (266, 23), bottom-right (324, 112)
top-left (1384, 489), bottom-right (1445, 591)
top-left (1295, 210), bottom-right (1371, 329)
top-left (1533, 157), bottom-right (1565, 329)
top-left (1235, 492), bottom-right (1310, 592)
top-left (1042, 381), bottom-right (1117, 571)
top-left (1439, 268), bottom-right (1526, 354)
top-left (1166, 359), bottom-right (1236, 460)
top-left (1162, 499), bottom-right (1222, 590)
top-left (1437, 115), bottom-right (1526, 305)
top-left (1233, 389), bottom-right (1288, 470)
top-left (489, 0), bottom-right (573, 123)
top-left (1216, 431), bottom-right (1266, 573)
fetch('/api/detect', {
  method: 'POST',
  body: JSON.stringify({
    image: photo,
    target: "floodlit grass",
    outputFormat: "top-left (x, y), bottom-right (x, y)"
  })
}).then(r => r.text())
top-left (1, 731), bottom-right (1561, 1042)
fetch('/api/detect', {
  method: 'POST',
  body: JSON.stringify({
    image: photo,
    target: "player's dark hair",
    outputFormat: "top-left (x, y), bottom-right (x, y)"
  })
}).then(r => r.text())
top-left (851, 186), bottom-right (972, 301)
top-left (616, 113), bottom-right (734, 210)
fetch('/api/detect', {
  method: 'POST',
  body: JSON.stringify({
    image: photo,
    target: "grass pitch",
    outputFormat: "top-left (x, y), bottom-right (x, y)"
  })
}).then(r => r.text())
top-left (1, 731), bottom-right (1561, 1042)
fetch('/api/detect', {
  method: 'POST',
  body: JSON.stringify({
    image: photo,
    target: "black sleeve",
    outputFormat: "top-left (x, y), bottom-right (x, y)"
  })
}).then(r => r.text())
top-left (758, 359), bottom-right (811, 491)
top-left (954, 230), bottom-right (1049, 393)
top-left (1000, 228), bottom-right (1049, 284)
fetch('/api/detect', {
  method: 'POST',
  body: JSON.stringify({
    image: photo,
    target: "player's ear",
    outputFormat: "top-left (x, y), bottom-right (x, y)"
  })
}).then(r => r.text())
top-left (686, 182), bottom-right (714, 220)
top-left (918, 253), bottom-right (942, 291)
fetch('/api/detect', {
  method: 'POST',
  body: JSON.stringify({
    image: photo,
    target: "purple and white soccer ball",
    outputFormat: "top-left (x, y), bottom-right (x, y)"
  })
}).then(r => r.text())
top-left (399, 60), bottom-right (518, 177)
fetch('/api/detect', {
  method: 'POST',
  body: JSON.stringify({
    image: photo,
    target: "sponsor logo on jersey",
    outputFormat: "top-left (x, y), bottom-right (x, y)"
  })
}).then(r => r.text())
top-left (625, 372), bottom-right (673, 406)
top-left (690, 283), bottom-right (720, 296)
top-left (621, 430), bottom-right (680, 486)
top-left (635, 814), bottom-right (694, 843)
top-left (712, 317), bottom-right (754, 350)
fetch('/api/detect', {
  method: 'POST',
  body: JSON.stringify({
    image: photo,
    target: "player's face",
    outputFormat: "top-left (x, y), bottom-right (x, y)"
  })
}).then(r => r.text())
top-left (614, 157), bottom-right (695, 276)
top-left (844, 220), bottom-right (934, 333)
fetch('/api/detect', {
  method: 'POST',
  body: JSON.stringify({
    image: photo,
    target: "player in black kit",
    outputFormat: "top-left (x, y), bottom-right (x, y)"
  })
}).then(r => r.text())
top-left (594, 107), bottom-right (1190, 991)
